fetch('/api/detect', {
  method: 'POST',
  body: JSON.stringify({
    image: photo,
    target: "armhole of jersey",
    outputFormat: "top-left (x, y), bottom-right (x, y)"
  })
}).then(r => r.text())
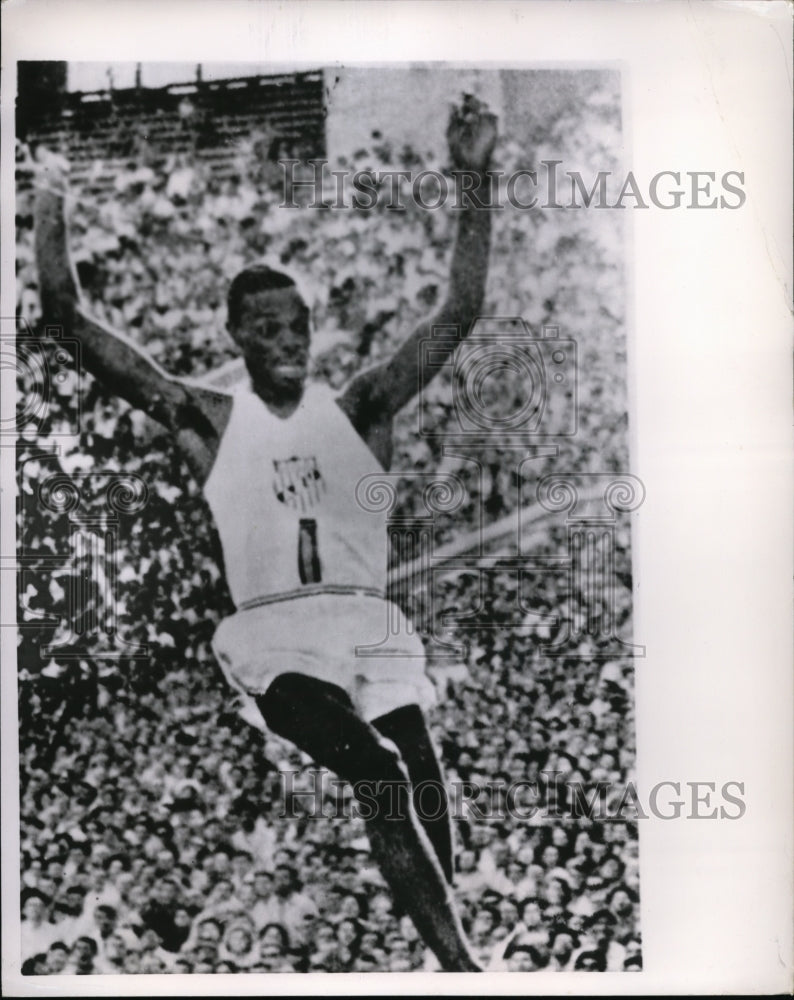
top-left (333, 387), bottom-right (390, 472)
top-left (181, 384), bottom-right (235, 488)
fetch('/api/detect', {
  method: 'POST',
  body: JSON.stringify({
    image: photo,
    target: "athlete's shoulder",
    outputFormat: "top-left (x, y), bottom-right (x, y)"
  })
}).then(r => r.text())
top-left (166, 380), bottom-right (235, 487)
top-left (328, 376), bottom-right (392, 470)
top-left (179, 380), bottom-right (234, 437)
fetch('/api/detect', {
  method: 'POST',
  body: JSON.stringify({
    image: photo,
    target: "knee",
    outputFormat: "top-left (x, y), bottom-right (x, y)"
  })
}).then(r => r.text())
top-left (261, 672), bottom-right (305, 707)
top-left (256, 672), bottom-right (305, 733)
top-left (256, 671), bottom-right (355, 737)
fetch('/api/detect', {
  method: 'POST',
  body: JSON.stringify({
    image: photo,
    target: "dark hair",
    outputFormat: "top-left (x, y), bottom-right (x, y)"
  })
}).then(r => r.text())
top-left (260, 922), bottom-right (290, 951)
top-left (549, 925), bottom-right (580, 949)
top-left (73, 936), bottom-right (98, 957)
top-left (103, 853), bottom-right (131, 872)
top-left (476, 904), bottom-right (501, 928)
top-left (504, 943), bottom-right (546, 967)
top-left (586, 908), bottom-right (618, 928)
top-left (21, 953), bottom-right (47, 975)
top-left (336, 917), bottom-right (364, 955)
top-left (600, 854), bottom-right (626, 877)
top-left (21, 888), bottom-right (50, 906)
top-left (574, 949), bottom-right (607, 971)
top-left (227, 265), bottom-right (297, 329)
top-left (274, 862), bottom-right (299, 887)
top-left (545, 875), bottom-right (572, 904)
top-left (359, 928), bottom-right (384, 952)
top-left (197, 917), bottom-right (224, 934)
top-left (214, 960), bottom-right (238, 972)
top-left (607, 883), bottom-right (638, 906)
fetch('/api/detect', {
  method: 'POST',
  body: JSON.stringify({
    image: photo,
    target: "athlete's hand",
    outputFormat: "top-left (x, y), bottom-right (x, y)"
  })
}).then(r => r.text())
top-left (447, 94), bottom-right (498, 173)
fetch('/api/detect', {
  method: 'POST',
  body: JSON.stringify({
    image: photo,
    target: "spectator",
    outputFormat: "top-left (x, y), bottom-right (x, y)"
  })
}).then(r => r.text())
top-left (66, 935), bottom-right (98, 974)
top-left (455, 849), bottom-right (488, 896)
top-left (218, 919), bottom-right (258, 970)
top-left (20, 890), bottom-right (59, 956)
top-left (548, 927), bottom-right (580, 972)
top-left (91, 904), bottom-right (118, 958)
top-left (574, 949), bottom-right (607, 971)
top-left (93, 931), bottom-right (129, 973)
top-left (579, 908), bottom-right (626, 971)
top-left (139, 878), bottom-right (186, 952)
top-left (607, 885), bottom-right (639, 942)
top-left (44, 941), bottom-right (70, 974)
top-left (266, 865), bottom-right (318, 947)
top-left (21, 953), bottom-right (49, 976)
top-left (504, 943), bottom-right (546, 972)
top-left (248, 869), bottom-right (277, 929)
top-left (255, 923), bottom-right (294, 972)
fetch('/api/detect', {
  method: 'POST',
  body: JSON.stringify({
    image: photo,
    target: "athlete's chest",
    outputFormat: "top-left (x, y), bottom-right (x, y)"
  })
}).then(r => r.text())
top-left (211, 387), bottom-right (381, 510)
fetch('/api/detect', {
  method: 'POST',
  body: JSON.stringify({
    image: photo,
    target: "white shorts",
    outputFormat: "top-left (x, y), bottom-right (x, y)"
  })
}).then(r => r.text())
top-left (212, 591), bottom-right (437, 729)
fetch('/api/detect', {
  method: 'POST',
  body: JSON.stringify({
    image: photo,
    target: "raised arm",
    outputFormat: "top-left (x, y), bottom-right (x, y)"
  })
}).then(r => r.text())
top-left (339, 96), bottom-right (497, 427)
top-left (33, 158), bottom-right (189, 430)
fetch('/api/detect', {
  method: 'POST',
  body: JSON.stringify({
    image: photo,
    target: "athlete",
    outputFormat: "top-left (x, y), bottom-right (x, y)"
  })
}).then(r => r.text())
top-left (33, 96), bottom-right (497, 972)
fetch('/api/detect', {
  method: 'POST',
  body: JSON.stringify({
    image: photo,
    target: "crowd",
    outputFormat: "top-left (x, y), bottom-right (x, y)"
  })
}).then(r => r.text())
top-left (15, 76), bottom-right (641, 975)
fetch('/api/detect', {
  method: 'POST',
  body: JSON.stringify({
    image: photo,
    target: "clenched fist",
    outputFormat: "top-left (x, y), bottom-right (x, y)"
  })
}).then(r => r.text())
top-left (447, 94), bottom-right (498, 173)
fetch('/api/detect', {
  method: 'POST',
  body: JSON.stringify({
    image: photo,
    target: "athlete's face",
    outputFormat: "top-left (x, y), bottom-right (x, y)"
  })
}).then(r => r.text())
top-left (230, 287), bottom-right (311, 399)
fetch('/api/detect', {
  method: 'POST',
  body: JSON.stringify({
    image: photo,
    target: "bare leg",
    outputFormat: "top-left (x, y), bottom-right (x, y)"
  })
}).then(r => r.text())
top-left (257, 672), bottom-right (480, 972)
top-left (372, 704), bottom-right (454, 885)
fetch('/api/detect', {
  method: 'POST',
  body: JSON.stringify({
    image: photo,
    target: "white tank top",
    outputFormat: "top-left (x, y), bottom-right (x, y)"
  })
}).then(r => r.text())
top-left (203, 383), bottom-right (388, 609)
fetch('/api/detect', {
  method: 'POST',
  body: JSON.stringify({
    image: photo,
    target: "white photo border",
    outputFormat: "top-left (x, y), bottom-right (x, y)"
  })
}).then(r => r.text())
top-left (2, 1), bottom-right (792, 995)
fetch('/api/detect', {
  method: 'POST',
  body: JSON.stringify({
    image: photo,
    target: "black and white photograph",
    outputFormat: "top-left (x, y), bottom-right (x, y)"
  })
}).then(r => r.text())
top-left (2, 2), bottom-right (792, 996)
top-left (12, 56), bottom-right (643, 977)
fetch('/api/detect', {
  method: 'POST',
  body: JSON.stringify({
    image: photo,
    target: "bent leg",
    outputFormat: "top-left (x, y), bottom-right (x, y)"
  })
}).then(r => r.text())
top-left (372, 703), bottom-right (454, 885)
top-left (256, 672), bottom-right (480, 972)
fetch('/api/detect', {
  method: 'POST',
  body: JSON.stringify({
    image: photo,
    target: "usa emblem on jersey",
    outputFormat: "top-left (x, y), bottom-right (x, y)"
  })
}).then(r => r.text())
top-left (272, 456), bottom-right (325, 512)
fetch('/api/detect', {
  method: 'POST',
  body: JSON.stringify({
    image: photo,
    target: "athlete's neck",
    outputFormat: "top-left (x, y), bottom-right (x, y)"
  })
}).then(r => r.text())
top-left (250, 377), bottom-right (304, 419)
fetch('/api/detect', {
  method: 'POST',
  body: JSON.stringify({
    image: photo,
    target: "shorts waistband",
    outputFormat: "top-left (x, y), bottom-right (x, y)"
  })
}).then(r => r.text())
top-left (237, 584), bottom-right (385, 612)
